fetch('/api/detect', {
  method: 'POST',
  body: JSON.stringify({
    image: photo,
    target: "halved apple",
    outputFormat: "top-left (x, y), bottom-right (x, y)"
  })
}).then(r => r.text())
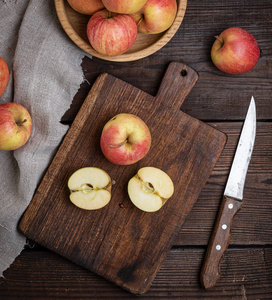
top-left (128, 167), bottom-right (174, 212)
top-left (68, 167), bottom-right (112, 210)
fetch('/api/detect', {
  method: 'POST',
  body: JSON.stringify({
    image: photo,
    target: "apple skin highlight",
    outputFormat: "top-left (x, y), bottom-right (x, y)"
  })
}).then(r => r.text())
top-left (87, 10), bottom-right (138, 56)
top-left (0, 57), bottom-right (9, 97)
top-left (0, 103), bottom-right (32, 151)
top-left (132, 0), bottom-right (177, 34)
top-left (67, 0), bottom-right (105, 15)
top-left (211, 27), bottom-right (260, 74)
top-left (100, 113), bottom-right (151, 165)
top-left (102, 0), bottom-right (148, 14)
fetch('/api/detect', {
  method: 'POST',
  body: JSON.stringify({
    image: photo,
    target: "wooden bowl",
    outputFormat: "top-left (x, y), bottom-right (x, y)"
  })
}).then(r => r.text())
top-left (55, 0), bottom-right (187, 62)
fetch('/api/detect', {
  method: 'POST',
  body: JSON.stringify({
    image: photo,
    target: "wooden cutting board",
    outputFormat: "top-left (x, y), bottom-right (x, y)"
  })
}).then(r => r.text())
top-left (19, 62), bottom-right (226, 295)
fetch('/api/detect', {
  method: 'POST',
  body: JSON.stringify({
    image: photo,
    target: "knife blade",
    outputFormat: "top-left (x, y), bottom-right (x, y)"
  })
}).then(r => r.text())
top-left (200, 96), bottom-right (256, 289)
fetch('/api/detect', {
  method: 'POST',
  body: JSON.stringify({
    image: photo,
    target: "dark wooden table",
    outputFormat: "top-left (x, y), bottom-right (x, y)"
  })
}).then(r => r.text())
top-left (1, 0), bottom-right (272, 298)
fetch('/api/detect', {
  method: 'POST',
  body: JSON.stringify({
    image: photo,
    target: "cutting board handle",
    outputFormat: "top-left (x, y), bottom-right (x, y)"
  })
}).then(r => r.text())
top-left (156, 62), bottom-right (199, 110)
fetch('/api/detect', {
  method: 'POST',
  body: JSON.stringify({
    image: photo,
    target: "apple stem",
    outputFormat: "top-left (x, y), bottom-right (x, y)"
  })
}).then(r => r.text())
top-left (109, 140), bottom-right (127, 148)
top-left (137, 16), bottom-right (144, 27)
top-left (17, 118), bottom-right (28, 127)
top-left (108, 11), bottom-right (112, 18)
top-left (215, 35), bottom-right (224, 45)
top-left (105, 180), bottom-right (115, 189)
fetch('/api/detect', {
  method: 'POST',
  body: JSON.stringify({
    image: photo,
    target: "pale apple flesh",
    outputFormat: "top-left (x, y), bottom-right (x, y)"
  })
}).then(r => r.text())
top-left (100, 113), bottom-right (151, 165)
top-left (102, 0), bottom-right (148, 14)
top-left (67, 0), bottom-right (105, 15)
top-left (128, 167), bottom-right (174, 212)
top-left (0, 103), bottom-right (32, 151)
top-left (132, 0), bottom-right (177, 34)
top-left (68, 167), bottom-right (112, 210)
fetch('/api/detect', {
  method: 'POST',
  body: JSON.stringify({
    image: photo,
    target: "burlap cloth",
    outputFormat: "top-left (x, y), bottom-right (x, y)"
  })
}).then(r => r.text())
top-left (0, 0), bottom-right (88, 276)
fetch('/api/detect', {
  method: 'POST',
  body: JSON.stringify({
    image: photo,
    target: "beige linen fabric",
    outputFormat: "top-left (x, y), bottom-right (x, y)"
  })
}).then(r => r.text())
top-left (0, 0), bottom-right (86, 276)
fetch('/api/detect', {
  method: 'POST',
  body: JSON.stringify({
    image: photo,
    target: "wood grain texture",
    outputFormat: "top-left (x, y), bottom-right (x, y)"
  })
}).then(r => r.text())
top-left (18, 62), bottom-right (226, 294)
top-left (176, 121), bottom-right (272, 246)
top-left (1, 122), bottom-right (271, 298)
top-left (55, 0), bottom-right (187, 62)
top-left (1, 247), bottom-right (272, 299)
top-left (1, 0), bottom-right (271, 298)
top-left (61, 0), bottom-right (272, 123)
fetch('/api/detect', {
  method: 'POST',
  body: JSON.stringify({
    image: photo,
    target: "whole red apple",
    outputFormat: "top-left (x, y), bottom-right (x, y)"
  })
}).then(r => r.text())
top-left (211, 27), bottom-right (260, 74)
top-left (67, 0), bottom-right (104, 15)
top-left (100, 113), bottom-right (151, 165)
top-left (132, 0), bottom-right (177, 34)
top-left (102, 0), bottom-right (147, 14)
top-left (0, 57), bottom-right (9, 98)
top-left (87, 9), bottom-right (138, 56)
top-left (0, 102), bottom-right (32, 151)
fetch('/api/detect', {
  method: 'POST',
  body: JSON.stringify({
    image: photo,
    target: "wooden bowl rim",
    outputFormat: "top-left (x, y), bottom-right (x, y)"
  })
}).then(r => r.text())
top-left (55, 0), bottom-right (187, 62)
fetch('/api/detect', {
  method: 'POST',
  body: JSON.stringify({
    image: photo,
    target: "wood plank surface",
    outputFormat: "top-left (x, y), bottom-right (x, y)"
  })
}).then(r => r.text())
top-left (62, 0), bottom-right (272, 123)
top-left (1, 0), bottom-right (271, 298)
top-left (176, 122), bottom-right (272, 246)
top-left (1, 122), bottom-right (271, 298)
top-left (18, 62), bottom-right (226, 294)
top-left (1, 247), bottom-right (271, 299)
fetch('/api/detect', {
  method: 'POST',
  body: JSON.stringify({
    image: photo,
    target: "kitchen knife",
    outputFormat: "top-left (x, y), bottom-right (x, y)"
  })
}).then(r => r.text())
top-left (200, 96), bottom-right (256, 289)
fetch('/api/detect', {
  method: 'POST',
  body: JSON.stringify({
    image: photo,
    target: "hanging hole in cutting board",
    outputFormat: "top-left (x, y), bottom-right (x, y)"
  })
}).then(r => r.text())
top-left (180, 69), bottom-right (187, 76)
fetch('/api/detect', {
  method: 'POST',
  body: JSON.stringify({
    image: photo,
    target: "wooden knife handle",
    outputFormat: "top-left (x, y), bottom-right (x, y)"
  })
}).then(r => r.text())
top-left (200, 196), bottom-right (242, 289)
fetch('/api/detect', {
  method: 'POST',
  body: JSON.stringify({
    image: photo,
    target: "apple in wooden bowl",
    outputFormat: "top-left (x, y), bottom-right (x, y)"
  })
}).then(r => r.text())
top-left (54, 0), bottom-right (187, 62)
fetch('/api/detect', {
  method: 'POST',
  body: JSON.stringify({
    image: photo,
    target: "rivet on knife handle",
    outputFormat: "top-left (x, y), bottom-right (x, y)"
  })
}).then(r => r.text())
top-left (200, 196), bottom-right (242, 289)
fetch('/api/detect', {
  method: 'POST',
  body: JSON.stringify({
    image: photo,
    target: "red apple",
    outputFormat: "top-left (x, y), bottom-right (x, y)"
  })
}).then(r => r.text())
top-left (0, 103), bottom-right (32, 151)
top-left (100, 113), bottom-right (151, 165)
top-left (102, 0), bottom-right (147, 14)
top-left (211, 27), bottom-right (260, 74)
top-left (0, 57), bottom-right (9, 98)
top-left (87, 9), bottom-right (138, 56)
top-left (131, 0), bottom-right (177, 34)
top-left (67, 0), bottom-right (104, 15)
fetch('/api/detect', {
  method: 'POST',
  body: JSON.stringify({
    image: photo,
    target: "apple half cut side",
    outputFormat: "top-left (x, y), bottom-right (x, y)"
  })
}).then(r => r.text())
top-left (128, 167), bottom-right (174, 212)
top-left (68, 167), bottom-right (112, 210)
